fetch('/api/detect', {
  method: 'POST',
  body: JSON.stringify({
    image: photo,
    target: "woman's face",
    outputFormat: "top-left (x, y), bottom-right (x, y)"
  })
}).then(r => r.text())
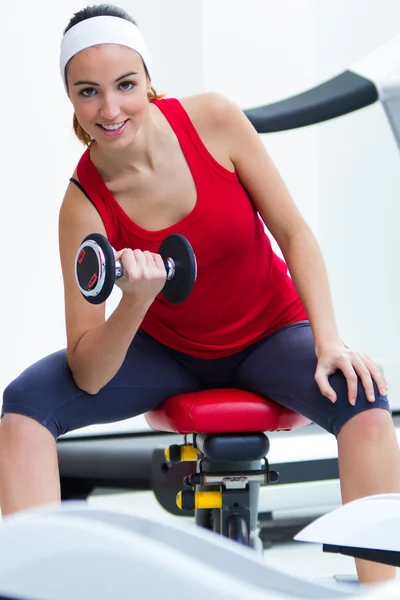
top-left (66, 44), bottom-right (150, 148)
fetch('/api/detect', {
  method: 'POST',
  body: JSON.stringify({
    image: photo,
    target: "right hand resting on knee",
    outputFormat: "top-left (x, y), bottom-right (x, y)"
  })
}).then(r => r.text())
top-left (114, 248), bottom-right (167, 305)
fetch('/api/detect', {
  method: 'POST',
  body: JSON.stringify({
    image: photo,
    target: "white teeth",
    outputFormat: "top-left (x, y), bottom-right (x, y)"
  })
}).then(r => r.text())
top-left (100, 121), bottom-right (125, 130)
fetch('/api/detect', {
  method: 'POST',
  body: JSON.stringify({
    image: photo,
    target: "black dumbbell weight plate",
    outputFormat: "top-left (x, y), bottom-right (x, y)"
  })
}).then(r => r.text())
top-left (75, 233), bottom-right (116, 304)
top-left (159, 234), bottom-right (197, 303)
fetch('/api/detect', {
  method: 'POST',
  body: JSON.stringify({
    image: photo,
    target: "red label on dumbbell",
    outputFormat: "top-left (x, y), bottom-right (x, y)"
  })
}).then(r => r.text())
top-left (88, 273), bottom-right (98, 289)
top-left (77, 249), bottom-right (86, 264)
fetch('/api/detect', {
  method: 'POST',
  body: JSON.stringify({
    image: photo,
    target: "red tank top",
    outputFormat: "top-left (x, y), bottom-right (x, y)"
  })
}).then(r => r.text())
top-left (76, 97), bottom-right (307, 358)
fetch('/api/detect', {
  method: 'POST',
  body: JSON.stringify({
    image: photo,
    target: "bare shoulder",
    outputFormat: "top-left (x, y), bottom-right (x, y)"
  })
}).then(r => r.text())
top-left (60, 169), bottom-right (81, 215)
top-left (59, 170), bottom-right (105, 235)
top-left (180, 92), bottom-right (242, 134)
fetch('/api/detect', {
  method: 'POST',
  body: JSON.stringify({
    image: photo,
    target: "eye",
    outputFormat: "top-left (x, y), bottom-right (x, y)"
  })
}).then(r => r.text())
top-left (119, 81), bottom-right (136, 91)
top-left (79, 87), bottom-right (97, 97)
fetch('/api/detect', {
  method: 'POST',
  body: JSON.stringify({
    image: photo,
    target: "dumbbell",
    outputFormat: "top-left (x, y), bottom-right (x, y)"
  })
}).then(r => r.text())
top-left (75, 233), bottom-right (197, 305)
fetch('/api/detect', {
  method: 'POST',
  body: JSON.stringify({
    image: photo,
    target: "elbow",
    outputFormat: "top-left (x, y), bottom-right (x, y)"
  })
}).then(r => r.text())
top-left (68, 356), bottom-right (102, 396)
top-left (77, 382), bottom-right (101, 396)
top-left (279, 224), bottom-right (316, 258)
top-left (72, 372), bottom-right (101, 396)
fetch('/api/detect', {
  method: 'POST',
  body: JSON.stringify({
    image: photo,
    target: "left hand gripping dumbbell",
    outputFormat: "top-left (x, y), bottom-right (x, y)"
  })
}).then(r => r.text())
top-left (75, 233), bottom-right (197, 304)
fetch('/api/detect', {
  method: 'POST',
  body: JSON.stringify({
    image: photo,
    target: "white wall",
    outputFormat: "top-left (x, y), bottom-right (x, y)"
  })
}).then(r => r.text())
top-left (0, 1), bottom-right (81, 388)
top-left (1, 0), bottom-right (400, 431)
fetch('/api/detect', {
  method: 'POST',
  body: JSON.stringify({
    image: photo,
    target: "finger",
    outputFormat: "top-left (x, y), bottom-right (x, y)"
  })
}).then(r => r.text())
top-left (337, 360), bottom-right (359, 405)
top-left (351, 356), bottom-right (375, 403)
top-left (120, 249), bottom-right (140, 277)
top-left (143, 250), bottom-right (156, 265)
top-left (133, 249), bottom-right (147, 269)
top-left (361, 354), bottom-right (388, 396)
top-left (153, 253), bottom-right (167, 274)
top-left (314, 368), bottom-right (337, 403)
top-left (114, 248), bottom-right (126, 261)
top-left (119, 248), bottom-right (134, 267)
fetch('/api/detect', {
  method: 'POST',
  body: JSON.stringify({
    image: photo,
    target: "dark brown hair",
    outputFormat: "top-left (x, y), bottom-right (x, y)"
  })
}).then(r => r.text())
top-left (64, 4), bottom-right (164, 146)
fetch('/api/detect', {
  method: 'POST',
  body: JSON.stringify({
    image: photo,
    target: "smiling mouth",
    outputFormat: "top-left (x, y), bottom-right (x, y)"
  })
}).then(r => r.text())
top-left (97, 120), bottom-right (128, 132)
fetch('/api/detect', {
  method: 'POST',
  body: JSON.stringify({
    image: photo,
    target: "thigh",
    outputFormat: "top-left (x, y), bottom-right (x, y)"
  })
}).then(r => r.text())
top-left (233, 321), bottom-right (391, 436)
top-left (2, 331), bottom-right (201, 439)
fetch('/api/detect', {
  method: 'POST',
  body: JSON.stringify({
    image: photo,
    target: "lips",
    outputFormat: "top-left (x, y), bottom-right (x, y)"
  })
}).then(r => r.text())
top-left (96, 119), bottom-right (129, 136)
top-left (98, 120), bottom-right (126, 130)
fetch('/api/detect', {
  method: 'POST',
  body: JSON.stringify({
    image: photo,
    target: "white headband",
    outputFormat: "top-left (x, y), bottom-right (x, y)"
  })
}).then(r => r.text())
top-left (60, 15), bottom-right (152, 91)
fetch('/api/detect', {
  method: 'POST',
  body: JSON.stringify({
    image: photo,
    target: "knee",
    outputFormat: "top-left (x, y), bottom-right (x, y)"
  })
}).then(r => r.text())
top-left (1, 413), bottom-right (38, 435)
top-left (0, 413), bottom-right (54, 449)
top-left (343, 408), bottom-right (392, 440)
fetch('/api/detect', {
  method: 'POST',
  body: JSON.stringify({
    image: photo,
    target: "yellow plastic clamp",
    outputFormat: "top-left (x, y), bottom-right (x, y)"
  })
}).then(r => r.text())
top-left (164, 444), bottom-right (200, 463)
top-left (176, 490), bottom-right (222, 510)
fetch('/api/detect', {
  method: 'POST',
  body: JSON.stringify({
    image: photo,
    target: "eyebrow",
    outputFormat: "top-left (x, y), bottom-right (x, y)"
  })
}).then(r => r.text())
top-left (73, 71), bottom-right (139, 86)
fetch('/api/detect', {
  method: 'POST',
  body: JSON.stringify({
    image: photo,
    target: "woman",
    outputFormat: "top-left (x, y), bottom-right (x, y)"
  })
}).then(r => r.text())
top-left (0, 4), bottom-right (398, 584)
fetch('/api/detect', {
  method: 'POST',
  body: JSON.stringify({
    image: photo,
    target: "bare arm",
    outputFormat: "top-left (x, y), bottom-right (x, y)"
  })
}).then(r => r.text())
top-left (59, 179), bottom-right (160, 394)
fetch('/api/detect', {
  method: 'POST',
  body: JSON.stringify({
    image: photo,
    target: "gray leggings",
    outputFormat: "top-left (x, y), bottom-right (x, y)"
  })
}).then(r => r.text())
top-left (2, 321), bottom-right (390, 439)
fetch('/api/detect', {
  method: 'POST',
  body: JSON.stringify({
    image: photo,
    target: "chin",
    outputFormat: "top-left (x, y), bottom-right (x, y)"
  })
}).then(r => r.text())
top-left (94, 125), bottom-right (139, 150)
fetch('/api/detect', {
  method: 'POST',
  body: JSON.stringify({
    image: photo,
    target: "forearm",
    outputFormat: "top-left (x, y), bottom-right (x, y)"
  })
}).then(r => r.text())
top-left (69, 295), bottom-right (152, 394)
top-left (281, 226), bottom-right (342, 353)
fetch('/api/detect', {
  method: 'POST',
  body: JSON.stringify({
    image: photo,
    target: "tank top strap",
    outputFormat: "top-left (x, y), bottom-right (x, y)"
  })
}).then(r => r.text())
top-left (151, 97), bottom-right (237, 181)
top-left (75, 148), bottom-right (119, 244)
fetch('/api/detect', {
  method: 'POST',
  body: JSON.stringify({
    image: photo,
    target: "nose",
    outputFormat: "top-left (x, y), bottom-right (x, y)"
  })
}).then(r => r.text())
top-left (99, 92), bottom-right (120, 121)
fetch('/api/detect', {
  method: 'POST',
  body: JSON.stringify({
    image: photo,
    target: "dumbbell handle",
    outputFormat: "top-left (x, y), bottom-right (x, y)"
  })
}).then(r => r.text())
top-left (114, 257), bottom-right (176, 281)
